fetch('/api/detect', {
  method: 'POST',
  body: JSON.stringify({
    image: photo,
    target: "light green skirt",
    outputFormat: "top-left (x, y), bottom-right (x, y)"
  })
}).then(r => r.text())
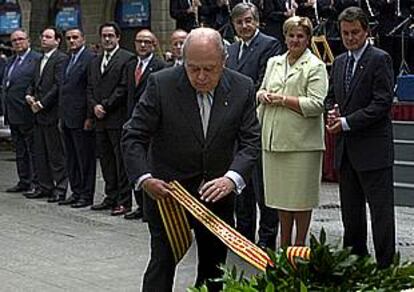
top-left (263, 150), bottom-right (323, 211)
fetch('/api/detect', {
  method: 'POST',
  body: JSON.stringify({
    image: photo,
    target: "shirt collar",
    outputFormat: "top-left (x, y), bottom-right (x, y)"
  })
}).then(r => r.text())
top-left (44, 48), bottom-right (57, 59)
top-left (71, 45), bottom-right (85, 59)
top-left (348, 41), bottom-right (369, 63)
top-left (17, 47), bottom-right (31, 61)
top-left (105, 44), bottom-right (120, 58)
top-left (241, 29), bottom-right (259, 47)
top-left (138, 53), bottom-right (153, 64)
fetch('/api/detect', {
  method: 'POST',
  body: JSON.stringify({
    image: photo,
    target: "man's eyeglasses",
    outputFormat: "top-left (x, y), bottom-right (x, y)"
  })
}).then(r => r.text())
top-left (135, 39), bottom-right (153, 45)
top-left (11, 37), bottom-right (27, 43)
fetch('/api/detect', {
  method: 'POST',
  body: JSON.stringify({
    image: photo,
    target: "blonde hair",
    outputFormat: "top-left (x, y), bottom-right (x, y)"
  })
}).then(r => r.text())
top-left (283, 16), bottom-right (313, 38)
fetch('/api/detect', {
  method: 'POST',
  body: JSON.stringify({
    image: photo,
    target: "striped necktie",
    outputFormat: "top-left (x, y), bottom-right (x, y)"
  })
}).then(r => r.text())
top-left (198, 92), bottom-right (212, 137)
top-left (345, 54), bottom-right (355, 93)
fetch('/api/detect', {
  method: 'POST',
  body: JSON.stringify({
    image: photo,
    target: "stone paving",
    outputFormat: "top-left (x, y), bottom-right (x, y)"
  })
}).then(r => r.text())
top-left (0, 150), bottom-right (413, 291)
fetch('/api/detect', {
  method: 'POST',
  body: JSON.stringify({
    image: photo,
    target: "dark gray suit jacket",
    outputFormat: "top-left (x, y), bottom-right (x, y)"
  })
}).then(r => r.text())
top-left (226, 32), bottom-right (281, 90)
top-left (126, 56), bottom-right (166, 117)
top-left (27, 49), bottom-right (68, 126)
top-left (325, 45), bottom-right (394, 171)
top-left (3, 49), bottom-right (42, 125)
top-left (59, 48), bottom-right (96, 129)
top-left (87, 48), bottom-right (134, 129)
top-left (122, 66), bottom-right (260, 186)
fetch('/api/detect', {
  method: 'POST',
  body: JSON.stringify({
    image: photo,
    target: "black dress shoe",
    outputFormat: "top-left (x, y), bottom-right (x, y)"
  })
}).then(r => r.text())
top-left (24, 190), bottom-right (49, 199)
top-left (91, 201), bottom-right (113, 211)
top-left (6, 184), bottom-right (31, 193)
top-left (47, 195), bottom-right (65, 203)
top-left (124, 208), bottom-right (143, 220)
top-left (111, 205), bottom-right (131, 216)
top-left (58, 196), bottom-right (78, 206)
top-left (71, 200), bottom-right (92, 208)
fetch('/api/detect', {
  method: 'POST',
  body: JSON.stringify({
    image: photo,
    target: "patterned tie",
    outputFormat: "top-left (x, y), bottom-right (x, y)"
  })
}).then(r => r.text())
top-left (7, 56), bottom-right (21, 78)
top-left (345, 54), bottom-right (355, 93)
top-left (40, 54), bottom-right (49, 76)
top-left (101, 52), bottom-right (110, 73)
top-left (198, 92), bottom-right (212, 137)
top-left (135, 60), bottom-right (143, 86)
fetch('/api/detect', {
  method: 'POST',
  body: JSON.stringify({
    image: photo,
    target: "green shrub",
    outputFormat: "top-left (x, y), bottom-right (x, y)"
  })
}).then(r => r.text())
top-left (188, 229), bottom-right (414, 291)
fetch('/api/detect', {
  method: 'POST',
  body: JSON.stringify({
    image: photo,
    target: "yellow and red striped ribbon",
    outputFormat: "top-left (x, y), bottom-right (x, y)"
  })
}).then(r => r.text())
top-left (167, 180), bottom-right (273, 271)
top-left (286, 246), bottom-right (311, 269)
top-left (157, 196), bottom-right (192, 263)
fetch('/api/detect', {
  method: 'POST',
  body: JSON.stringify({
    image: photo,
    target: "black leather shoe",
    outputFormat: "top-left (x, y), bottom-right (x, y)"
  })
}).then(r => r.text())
top-left (124, 208), bottom-right (143, 220)
top-left (24, 190), bottom-right (49, 199)
top-left (71, 200), bottom-right (92, 208)
top-left (91, 201), bottom-right (113, 211)
top-left (58, 195), bottom-right (78, 206)
top-left (47, 195), bottom-right (65, 203)
top-left (6, 184), bottom-right (31, 193)
top-left (111, 205), bottom-right (130, 216)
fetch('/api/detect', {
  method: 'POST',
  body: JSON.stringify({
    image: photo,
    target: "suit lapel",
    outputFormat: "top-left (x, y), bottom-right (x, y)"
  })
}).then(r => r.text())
top-left (176, 69), bottom-right (204, 144)
top-left (206, 73), bottom-right (230, 145)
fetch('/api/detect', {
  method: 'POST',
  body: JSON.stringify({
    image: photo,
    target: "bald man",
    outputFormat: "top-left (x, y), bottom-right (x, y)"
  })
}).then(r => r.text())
top-left (122, 28), bottom-right (260, 291)
top-left (124, 29), bottom-right (166, 220)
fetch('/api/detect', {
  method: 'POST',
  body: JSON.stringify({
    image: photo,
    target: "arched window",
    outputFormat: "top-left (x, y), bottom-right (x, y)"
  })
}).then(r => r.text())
top-left (55, 0), bottom-right (81, 31)
top-left (0, 0), bottom-right (21, 35)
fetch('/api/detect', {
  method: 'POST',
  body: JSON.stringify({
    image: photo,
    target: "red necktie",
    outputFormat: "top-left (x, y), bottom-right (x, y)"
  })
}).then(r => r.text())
top-left (135, 61), bottom-right (143, 86)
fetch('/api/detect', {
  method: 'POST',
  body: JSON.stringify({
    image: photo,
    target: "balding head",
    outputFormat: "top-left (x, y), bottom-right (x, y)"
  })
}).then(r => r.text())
top-left (183, 28), bottom-right (226, 94)
top-left (135, 29), bottom-right (157, 58)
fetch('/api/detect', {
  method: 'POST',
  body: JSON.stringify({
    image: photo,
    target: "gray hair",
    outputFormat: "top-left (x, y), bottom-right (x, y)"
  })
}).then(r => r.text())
top-left (182, 28), bottom-right (227, 62)
top-left (230, 2), bottom-right (260, 23)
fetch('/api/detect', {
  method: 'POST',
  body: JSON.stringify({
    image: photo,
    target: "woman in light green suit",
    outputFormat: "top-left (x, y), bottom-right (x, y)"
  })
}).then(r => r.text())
top-left (257, 16), bottom-right (328, 247)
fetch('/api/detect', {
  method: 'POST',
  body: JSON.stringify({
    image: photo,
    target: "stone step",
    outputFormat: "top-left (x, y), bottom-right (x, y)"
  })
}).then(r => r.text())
top-left (394, 140), bottom-right (414, 161)
top-left (393, 120), bottom-right (414, 140)
top-left (394, 161), bottom-right (414, 184)
top-left (394, 182), bottom-right (414, 207)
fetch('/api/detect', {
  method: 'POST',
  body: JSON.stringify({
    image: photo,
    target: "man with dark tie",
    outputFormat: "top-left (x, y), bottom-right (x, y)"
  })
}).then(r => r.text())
top-left (226, 2), bottom-right (281, 249)
top-left (3, 29), bottom-right (41, 194)
top-left (325, 7), bottom-right (395, 268)
top-left (25, 26), bottom-right (68, 202)
top-left (58, 27), bottom-right (96, 208)
top-left (122, 27), bottom-right (260, 292)
top-left (124, 29), bottom-right (166, 220)
top-left (87, 22), bottom-right (134, 216)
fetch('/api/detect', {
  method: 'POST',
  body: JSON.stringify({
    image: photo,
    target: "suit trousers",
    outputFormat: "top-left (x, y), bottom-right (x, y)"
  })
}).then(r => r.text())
top-left (9, 124), bottom-right (38, 189)
top-left (96, 129), bottom-right (131, 207)
top-left (33, 123), bottom-right (68, 196)
top-left (339, 151), bottom-right (395, 268)
top-left (236, 157), bottom-right (278, 247)
top-left (143, 178), bottom-right (233, 292)
top-left (62, 126), bottom-right (96, 202)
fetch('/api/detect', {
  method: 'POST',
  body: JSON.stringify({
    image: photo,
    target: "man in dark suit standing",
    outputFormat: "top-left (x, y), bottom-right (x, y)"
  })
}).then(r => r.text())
top-left (58, 27), bottom-right (96, 208)
top-left (25, 27), bottom-right (68, 202)
top-left (122, 28), bottom-right (260, 292)
top-left (87, 22), bottom-right (134, 216)
top-left (124, 29), bottom-right (166, 220)
top-left (170, 0), bottom-right (197, 32)
top-left (3, 29), bottom-right (41, 193)
top-left (326, 7), bottom-right (395, 268)
top-left (227, 2), bottom-right (281, 249)
top-left (166, 29), bottom-right (188, 67)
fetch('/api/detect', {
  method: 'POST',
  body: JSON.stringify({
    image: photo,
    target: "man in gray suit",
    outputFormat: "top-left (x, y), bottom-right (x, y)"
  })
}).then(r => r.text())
top-left (25, 26), bottom-right (68, 202)
top-left (226, 2), bottom-right (281, 249)
top-left (3, 29), bottom-right (41, 193)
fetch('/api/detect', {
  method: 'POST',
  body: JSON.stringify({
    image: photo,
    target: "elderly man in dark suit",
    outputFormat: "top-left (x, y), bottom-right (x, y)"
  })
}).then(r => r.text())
top-left (25, 26), bottom-right (68, 202)
top-left (3, 29), bottom-right (41, 194)
top-left (124, 29), bottom-right (166, 220)
top-left (58, 27), bottom-right (96, 208)
top-left (227, 2), bottom-right (281, 249)
top-left (122, 27), bottom-right (260, 292)
top-left (326, 7), bottom-right (395, 268)
top-left (87, 22), bottom-right (134, 216)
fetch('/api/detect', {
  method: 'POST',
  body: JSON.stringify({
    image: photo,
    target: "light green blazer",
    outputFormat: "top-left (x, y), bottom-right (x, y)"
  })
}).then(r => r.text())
top-left (258, 48), bottom-right (328, 152)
